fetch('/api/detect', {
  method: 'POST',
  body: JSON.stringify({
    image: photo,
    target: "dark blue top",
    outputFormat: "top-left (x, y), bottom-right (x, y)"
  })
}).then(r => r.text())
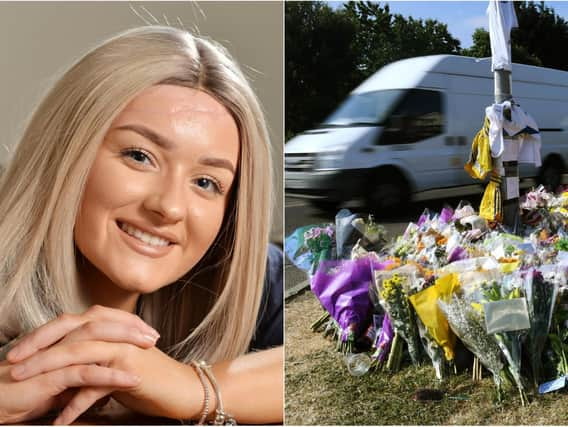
top-left (248, 244), bottom-right (283, 351)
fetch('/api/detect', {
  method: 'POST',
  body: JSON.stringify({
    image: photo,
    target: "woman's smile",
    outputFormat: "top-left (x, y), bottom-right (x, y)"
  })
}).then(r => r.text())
top-left (117, 220), bottom-right (176, 258)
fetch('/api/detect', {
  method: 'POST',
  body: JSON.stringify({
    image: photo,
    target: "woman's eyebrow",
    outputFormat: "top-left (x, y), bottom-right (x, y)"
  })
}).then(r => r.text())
top-left (115, 124), bottom-right (175, 150)
top-left (198, 156), bottom-right (235, 174)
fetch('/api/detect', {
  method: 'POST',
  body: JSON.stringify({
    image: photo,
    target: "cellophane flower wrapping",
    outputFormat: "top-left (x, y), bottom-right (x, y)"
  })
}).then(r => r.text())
top-left (311, 257), bottom-right (390, 351)
top-left (335, 209), bottom-right (361, 260)
top-left (304, 225), bottom-right (336, 274)
top-left (480, 275), bottom-right (529, 405)
top-left (409, 273), bottom-right (459, 363)
top-left (416, 316), bottom-right (447, 380)
top-left (438, 294), bottom-right (505, 399)
top-left (374, 269), bottom-right (422, 365)
top-left (285, 224), bottom-right (336, 275)
top-left (372, 313), bottom-right (394, 365)
top-left (525, 266), bottom-right (561, 386)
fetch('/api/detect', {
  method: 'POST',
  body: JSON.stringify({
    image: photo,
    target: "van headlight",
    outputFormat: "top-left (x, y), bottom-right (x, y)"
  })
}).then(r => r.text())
top-left (315, 151), bottom-right (343, 170)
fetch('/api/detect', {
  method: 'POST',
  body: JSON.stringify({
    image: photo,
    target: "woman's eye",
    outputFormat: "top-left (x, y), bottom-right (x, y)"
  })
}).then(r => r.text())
top-left (196, 177), bottom-right (222, 194)
top-left (122, 149), bottom-right (152, 165)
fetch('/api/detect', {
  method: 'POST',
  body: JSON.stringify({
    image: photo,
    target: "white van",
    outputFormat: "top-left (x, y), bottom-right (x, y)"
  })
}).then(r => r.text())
top-left (285, 55), bottom-right (568, 211)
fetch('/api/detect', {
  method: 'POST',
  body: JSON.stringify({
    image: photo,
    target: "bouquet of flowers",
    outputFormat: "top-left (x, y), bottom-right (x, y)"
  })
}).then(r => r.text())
top-left (481, 278), bottom-right (530, 406)
top-left (310, 257), bottom-right (386, 353)
top-left (409, 273), bottom-right (460, 379)
top-left (525, 267), bottom-right (561, 387)
top-left (351, 214), bottom-right (387, 253)
top-left (375, 270), bottom-right (422, 368)
top-left (438, 294), bottom-right (507, 401)
top-left (370, 314), bottom-right (394, 369)
top-left (548, 303), bottom-right (568, 377)
top-left (285, 224), bottom-right (335, 275)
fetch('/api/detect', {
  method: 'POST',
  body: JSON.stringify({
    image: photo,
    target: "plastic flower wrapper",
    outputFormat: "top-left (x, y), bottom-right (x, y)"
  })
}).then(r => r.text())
top-left (439, 206), bottom-right (454, 227)
top-left (311, 257), bottom-right (389, 353)
top-left (521, 187), bottom-right (565, 234)
top-left (371, 313), bottom-right (394, 369)
top-left (521, 185), bottom-right (552, 210)
top-left (284, 224), bottom-right (335, 275)
top-left (335, 209), bottom-right (361, 260)
top-left (438, 294), bottom-right (507, 401)
top-left (416, 315), bottom-right (448, 381)
top-left (438, 256), bottom-right (499, 276)
top-left (374, 267), bottom-right (422, 366)
top-left (447, 245), bottom-right (468, 264)
top-left (481, 276), bottom-right (530, 406)
top-left (391, 231), bottom-right (418, 261)
top-left (417, 208), bottom-right (433, 229)
top-left (548, 302), bottom-right (568, 377)
top-left (452, 201), bottom-right (477, 232)
top-left (409, 273), bottom-right (460, 365)
top-left (285, 225), bottom-right (320, 272)
top-left (525, 266), bottom-right (561, 387)
top-left (351, 214), bottom-right (387, 253)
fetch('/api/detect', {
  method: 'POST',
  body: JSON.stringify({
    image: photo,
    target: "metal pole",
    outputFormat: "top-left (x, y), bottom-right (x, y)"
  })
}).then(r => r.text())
top-left (495, 69), bottom-right (519, 233)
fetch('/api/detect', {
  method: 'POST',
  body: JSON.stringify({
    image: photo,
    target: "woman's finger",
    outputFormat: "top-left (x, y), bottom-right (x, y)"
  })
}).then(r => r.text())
top-left (61, 320), bottom-right (158, 349)
top-left (7, 305), bottom-right (158, 363)
top-left (53, 387), bottom-right (112, 425)
top-left (12, 341), bottom-right (123, 381)
top-left (37, 364), bottom-right (141, 396)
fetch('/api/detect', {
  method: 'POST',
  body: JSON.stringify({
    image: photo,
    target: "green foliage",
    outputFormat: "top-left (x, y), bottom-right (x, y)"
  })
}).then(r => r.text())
top-left (285, 2), bottom-right (359, 136)
top-left (285, 1), bottom-right (460, 137)
top-left (286, 0), bottom-right (568, 138)
top-left (463, 1), bottom-right (568, 69)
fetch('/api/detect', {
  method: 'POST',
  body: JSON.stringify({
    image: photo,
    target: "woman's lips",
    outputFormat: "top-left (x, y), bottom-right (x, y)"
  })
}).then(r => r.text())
top-left (116, 221), bottom-right (176, 258)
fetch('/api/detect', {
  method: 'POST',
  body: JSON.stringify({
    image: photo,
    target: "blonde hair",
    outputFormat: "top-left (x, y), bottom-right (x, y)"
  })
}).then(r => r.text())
top-left (0, 26), bottom-right (272, 363)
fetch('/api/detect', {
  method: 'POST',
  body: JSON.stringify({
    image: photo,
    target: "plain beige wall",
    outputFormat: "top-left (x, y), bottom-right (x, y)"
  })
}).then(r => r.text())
top-left (0, 1), bottom-right (283, 243)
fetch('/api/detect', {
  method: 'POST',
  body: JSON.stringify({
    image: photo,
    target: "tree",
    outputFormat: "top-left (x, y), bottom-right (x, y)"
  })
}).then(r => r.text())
top-left (343, 2), bottom-right (460, 79)
top-left (285, 2), bottom-right (359, 136)
top-left (462, 1), bottom-right (568, 70)
top-left (286, 1), bottom-right (461, 137)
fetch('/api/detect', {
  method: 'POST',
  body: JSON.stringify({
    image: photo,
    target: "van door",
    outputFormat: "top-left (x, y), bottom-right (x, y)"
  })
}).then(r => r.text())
top-left (376, 88), bottom-right (451, 192)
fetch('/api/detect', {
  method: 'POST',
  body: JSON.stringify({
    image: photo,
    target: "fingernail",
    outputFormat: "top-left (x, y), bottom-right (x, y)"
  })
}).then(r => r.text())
top-left (6, 346), bottom-right (20, 361)
top-left (128, 374), bottom-right (142, 384)
top-left (142, 333), bottom-right (159, 344)
top-left (11, 364), bottom-right (26, 378)
top-left (148, 328), bottom-right (160, 339)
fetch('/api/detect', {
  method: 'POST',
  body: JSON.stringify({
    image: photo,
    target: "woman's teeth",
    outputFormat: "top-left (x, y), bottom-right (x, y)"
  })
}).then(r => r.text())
top-left (120, 222), bottom-right (171, 247)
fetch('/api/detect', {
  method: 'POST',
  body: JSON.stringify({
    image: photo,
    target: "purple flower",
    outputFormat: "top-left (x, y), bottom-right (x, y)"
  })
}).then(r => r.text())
top-left (447, 246), bottom-right (468, 263)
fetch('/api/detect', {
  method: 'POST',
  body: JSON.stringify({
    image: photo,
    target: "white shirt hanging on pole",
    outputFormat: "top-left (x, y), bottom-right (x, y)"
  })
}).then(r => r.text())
top-left (487, 0), bottom-right (518, 71)
top-left (485, 101), bottom-right (541, 164)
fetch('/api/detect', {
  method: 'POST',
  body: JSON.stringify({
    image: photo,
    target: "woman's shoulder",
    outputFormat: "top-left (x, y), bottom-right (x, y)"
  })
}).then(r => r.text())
top-left (248, 243), bottom-right (283, 351)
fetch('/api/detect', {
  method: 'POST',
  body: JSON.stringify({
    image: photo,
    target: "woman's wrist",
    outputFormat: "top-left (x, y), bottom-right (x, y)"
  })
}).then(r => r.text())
top-left (181, 359), bottom-right (219, 422)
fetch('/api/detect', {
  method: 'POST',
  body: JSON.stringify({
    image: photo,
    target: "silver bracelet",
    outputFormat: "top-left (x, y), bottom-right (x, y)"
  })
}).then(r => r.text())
top-left (190, 361), bottom-right (210, 425)
top-left (197, 361), bottom-right (237, 426)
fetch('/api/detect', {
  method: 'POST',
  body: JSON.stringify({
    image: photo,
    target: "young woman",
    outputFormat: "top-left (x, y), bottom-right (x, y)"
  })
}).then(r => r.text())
top-left (0, 26), bottom-right (283, 425)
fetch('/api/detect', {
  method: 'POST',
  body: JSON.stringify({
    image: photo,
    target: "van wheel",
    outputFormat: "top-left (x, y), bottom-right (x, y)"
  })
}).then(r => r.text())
top-left (538, 157), bottom-right (564, 192)
top-left (365, 171), bottom-right (410, 216)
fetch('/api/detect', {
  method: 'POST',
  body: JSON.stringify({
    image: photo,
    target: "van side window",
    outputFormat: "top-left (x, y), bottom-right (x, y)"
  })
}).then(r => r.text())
top-left (378, 89), bottom-right (444, 145)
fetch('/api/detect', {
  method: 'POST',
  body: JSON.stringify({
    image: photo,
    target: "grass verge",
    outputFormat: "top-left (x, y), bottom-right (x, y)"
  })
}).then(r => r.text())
top-left (285, 290), bottom-right (568, 425)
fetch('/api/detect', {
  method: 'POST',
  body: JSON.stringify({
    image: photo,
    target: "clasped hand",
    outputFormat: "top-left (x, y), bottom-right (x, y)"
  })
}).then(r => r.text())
top-left (0, 305), bottom-right (163, 425)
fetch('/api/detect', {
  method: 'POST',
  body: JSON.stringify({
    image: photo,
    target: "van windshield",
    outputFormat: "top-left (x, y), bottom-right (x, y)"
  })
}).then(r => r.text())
top-left (321, 89), bottom-right (403, 127)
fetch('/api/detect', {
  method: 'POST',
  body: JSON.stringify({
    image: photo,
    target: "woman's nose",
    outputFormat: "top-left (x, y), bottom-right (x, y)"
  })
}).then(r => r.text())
top-left (142, 175), bottom-right (186, 223)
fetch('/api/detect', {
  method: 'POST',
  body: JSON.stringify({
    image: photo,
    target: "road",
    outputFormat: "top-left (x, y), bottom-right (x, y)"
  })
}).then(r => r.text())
top-left (284, 193), bottom-right (483, 297)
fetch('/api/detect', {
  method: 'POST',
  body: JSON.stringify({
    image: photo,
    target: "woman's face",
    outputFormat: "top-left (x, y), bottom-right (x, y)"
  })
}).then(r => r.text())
top-left (74, 84), bottom-right (239, 298)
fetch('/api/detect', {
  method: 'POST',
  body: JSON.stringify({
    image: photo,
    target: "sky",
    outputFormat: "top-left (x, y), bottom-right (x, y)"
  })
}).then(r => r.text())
top-left (331, 1), bottom-right (568, 49)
